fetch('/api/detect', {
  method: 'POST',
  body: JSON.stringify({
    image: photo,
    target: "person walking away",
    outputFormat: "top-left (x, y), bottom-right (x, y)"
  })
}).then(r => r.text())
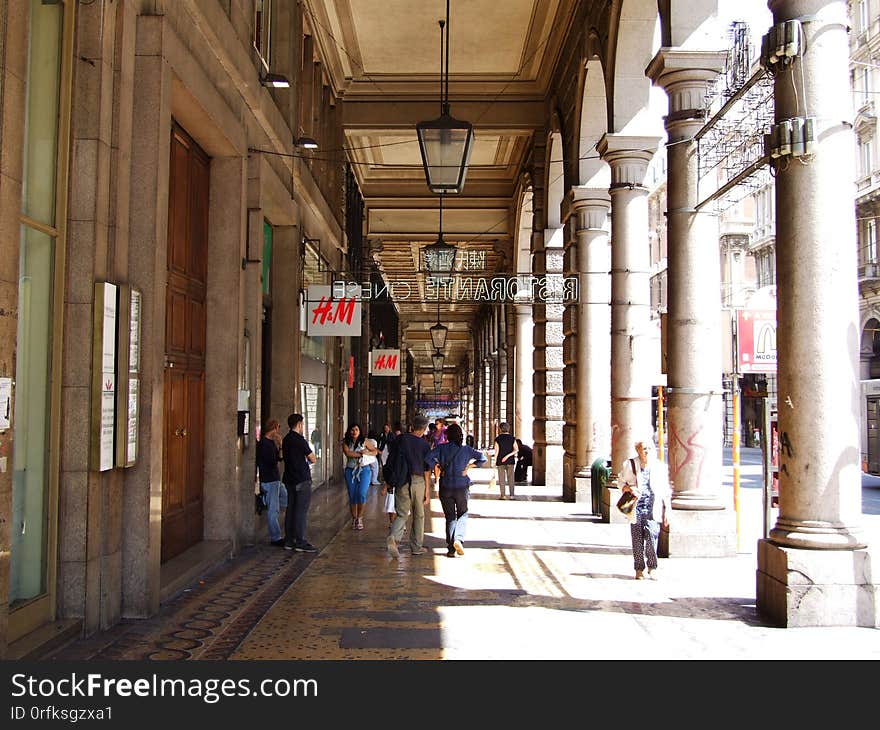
top-left (386, 415), bottom-right (432, 558)
top-left (282, 413), bottom-right (318, 553)
top-left (618, 435), bottom-right (671, 579)
top-left (257, 418), bottom-right (285, 546)
top-left (514, 438), bottom-right (533, 483)
top-left (342, 424), bottom-right (374, 530)
top-left (494, 422), bottom-right (518, 500)
top-left (427, 423), bottom-right (487, 557)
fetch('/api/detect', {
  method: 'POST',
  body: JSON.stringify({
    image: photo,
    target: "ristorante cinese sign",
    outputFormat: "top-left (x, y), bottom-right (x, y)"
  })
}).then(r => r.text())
top-left (328, 274), bottom-right (579, 303)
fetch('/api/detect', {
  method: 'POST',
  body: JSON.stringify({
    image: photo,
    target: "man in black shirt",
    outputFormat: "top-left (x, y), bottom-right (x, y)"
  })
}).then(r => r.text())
top-left (282, 413), bottom-right (318, 552)
top-left (257, 418), bottom-right (284, 545)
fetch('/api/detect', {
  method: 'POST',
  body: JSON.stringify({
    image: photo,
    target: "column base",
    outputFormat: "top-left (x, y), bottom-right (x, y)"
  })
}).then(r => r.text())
top-left (562, 456), bottom-right (580, 502)
top-left (757, 540), bottom-right (880, 627)
top-left (574, 475), bottom-right (591, 504)
top-left (667, 508), bottom-right (736, 557)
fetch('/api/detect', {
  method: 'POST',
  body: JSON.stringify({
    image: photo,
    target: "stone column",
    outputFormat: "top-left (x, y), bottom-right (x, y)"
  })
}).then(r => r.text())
top-left (757, 0), bottom-right (877, 626)
top-left (532, 226), bottom-right (565, 487)
top-left (597, 135), bottom-right (660, 478)
top-left (566, 189), bottom-right (611, 503)
top-left (514, 305), bottom-right (534, 442)
top-left (269, 226), bottom-right (300, 422)
top-left (398, 323), bottom-right (408, 427)
top-left (648, 49), bottom-right (736, 557)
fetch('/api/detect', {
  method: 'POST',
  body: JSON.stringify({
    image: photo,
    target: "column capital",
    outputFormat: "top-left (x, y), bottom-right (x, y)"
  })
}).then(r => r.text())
top-left (646, 48), bottom-right (727, 89)
top-left (596, 134), bottom-right (660, 187)
top-left (646, 48), bottom-right (726, 134)
top-left (563, 186), bottom-right (611, 231)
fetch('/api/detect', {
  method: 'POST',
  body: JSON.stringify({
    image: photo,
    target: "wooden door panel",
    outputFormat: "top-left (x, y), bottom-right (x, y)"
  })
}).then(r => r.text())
top-left (169, 132), bottom-right (190, 275)
top-left (162, 369), bottom-right (188, 562)
top-left (189, 151), bottom-right (209, 284)
top-left (162, 121), bottom-right (209, 563)
top-left (186, 371), bottom-right (205, 546)
top-left (166, 288), bottom-right (188, 356)
top-left (188, 297), bottom-right (205, 359)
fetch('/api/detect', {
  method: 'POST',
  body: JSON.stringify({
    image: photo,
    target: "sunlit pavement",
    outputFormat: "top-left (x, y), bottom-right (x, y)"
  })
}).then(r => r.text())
top-left (230, 455), bottom-right (880, 660)
top-left (55, 451), bottom-right (880, 660)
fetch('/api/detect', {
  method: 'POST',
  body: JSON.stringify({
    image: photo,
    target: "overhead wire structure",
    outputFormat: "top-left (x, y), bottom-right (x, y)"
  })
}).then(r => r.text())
top-left (696, 21), bottom-right (776, 214)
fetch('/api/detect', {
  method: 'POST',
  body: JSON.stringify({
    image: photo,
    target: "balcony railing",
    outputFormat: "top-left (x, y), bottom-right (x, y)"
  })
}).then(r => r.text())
top-left (858, 262), bottom-right (880, 282)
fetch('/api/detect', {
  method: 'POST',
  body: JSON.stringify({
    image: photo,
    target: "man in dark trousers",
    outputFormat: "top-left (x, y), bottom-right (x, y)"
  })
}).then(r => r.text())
top-left (282, 413), bottom-right (318, 553)
top-left (386, 415), bottom-right (432, 558)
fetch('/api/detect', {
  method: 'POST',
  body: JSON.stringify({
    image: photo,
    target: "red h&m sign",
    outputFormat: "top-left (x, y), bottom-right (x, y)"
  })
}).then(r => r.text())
top-left (370, 349), bottom-right (400, 376)
top-left (737, 309), bottom-right (777, 373)
top-left (306, 285), bottom-right (361, 336)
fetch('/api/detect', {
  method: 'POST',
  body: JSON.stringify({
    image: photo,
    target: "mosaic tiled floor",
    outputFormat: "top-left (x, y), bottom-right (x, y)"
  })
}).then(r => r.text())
top-left (54, 471), bottom-right (880, 660)
top-left (51, 482), bottom-right (352, 661)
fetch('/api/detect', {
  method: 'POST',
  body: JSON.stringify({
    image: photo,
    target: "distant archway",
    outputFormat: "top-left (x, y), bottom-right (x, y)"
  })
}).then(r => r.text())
top-left (609, 0), bottom-right (661, 133)
top-left (862, 317), bottom-right (880, 379)
top-left (578, 54), bottom-right (611, 188)
top-left (546, 130), bottom-right (565, 229)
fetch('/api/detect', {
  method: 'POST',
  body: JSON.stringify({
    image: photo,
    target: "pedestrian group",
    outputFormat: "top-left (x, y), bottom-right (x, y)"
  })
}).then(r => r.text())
top-left (257, 411), bottom-right (670, 580)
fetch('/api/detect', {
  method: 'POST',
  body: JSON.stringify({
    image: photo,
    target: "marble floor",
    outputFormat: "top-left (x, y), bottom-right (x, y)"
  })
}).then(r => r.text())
top-left (54, 462), bottom-right (880, 661)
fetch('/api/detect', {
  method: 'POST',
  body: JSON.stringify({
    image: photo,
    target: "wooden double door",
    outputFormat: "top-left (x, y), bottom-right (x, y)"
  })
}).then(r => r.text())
top-left (162, 123), bottom-right (209, 563)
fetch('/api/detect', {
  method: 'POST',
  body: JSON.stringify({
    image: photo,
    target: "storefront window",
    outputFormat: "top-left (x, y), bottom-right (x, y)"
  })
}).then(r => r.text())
top-left (301, 243), bottom-right (328, 362)
top-left (301, 383), bottom-right (327, 484)
top-left (21, 1), bottom-right (62, 227)
top-left (10, 0), bottom-right (65, 607)
top-left (10, 226), bottom-right (55, 606)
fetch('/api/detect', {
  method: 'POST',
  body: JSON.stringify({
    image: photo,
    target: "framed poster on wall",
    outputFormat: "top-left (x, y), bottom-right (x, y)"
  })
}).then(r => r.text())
top-left (115, 285), bottom-right (141, 468)
top-left (92, 282), bottom-right (117, 472)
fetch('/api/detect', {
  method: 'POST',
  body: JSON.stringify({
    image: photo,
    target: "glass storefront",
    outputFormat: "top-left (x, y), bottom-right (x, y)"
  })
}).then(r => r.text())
top-left (10, 0), bottom-right (67, 615)
top-left (300, 383), bottom-right (327, 484)
top-left (300, 242), bottom-right (331, 484)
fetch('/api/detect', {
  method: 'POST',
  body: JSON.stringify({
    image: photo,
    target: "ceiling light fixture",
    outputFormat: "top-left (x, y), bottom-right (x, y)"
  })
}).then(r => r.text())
top-left (294, 136), bottom-right (319, 150)
top-left (416, 0), bottom-right (474, 195)
top-left (261, 72), bottom-right (290, 88)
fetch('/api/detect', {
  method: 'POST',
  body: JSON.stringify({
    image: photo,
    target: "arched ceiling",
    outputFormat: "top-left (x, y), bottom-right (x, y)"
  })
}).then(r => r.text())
top-left (300, 1), bottom-right (650, 376)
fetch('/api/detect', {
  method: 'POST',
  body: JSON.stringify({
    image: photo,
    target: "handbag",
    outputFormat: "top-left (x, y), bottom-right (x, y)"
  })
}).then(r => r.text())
top-left (616, 490), bottom-right (637, 515)
top-left (616, 458), bottom-right (639, 515)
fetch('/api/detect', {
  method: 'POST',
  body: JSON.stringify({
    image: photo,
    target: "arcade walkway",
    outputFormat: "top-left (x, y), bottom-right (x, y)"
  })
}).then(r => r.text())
top-left (53, 456), bottom-right (880, 661)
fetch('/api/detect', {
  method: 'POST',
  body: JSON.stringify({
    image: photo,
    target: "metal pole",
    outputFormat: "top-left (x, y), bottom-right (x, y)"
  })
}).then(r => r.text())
top-left (657, 385), bottom-right (665, 463)
top-left (762, 397), bottom-right (772, 540)
top-left (732, 384), bottom-right (741, 552)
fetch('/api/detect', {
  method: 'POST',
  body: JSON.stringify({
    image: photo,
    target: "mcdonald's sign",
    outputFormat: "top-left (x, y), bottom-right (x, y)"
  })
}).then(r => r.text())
top-left (737, 309), bottom-right (777, 373)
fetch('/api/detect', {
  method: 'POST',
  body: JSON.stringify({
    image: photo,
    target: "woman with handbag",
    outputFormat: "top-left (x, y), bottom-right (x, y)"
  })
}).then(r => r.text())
top-left (342, 423), bottom-right (376, 530)
top-left (618, 435), bottom-right (672, 580)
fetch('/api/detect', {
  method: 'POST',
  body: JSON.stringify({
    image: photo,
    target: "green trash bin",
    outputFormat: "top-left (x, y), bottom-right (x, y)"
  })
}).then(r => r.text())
top-left (590, 457), bottom-right (612, 517)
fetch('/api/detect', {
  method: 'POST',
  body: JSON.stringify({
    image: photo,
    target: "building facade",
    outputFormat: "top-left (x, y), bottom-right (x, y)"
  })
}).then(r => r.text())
top-left (1, 1), bottom-right (875, 657)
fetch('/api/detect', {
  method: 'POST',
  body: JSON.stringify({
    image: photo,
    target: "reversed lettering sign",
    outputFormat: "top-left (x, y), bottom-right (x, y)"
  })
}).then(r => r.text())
top-left (370, 349), bottom-right (400, 376)
top-left (306, 285), bottom-right (361, 336)
top-left (738, 309), bottom-right (777, 373)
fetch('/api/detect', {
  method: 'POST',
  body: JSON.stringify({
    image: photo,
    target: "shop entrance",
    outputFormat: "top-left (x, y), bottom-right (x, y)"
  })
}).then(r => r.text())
top-left (867, 397), bottom-right (880, 474)
top-left (161, 122), bottom-right (209, 562)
